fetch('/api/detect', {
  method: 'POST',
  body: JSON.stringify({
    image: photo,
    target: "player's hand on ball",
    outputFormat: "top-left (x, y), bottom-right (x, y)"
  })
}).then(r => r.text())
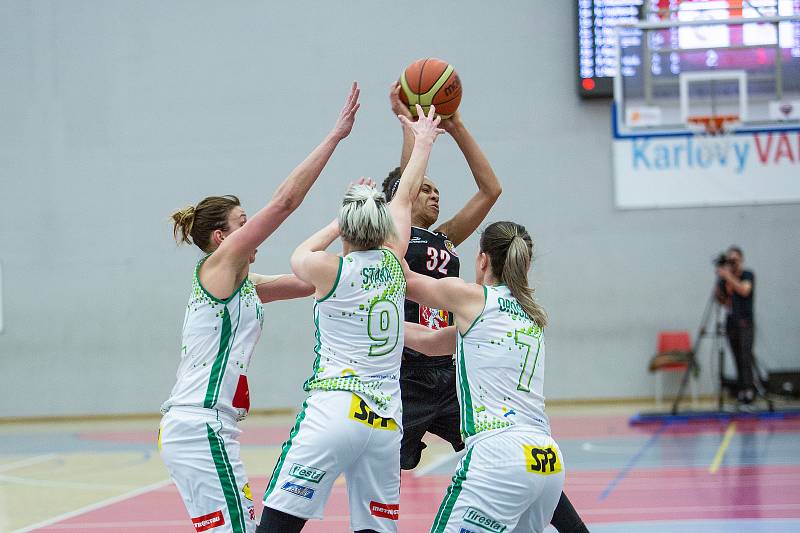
top-left (398, 104), bottom-right (445, 144)
top-left (332, 81), bottom-right (361, 140)
top-left (439, 110), bottom-right (463, 134)
top-left (390, 81), bottom-right (413, 122)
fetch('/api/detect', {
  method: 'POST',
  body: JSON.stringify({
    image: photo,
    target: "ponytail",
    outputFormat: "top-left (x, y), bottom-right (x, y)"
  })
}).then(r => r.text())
top-left (169, 195), bottom-right (241, 252)
top-left (171, 205), bottom-right (196, 245)
top-left (339, 184), bottom-right (396, 249)
top-left (481, 221), bottom-right (548, 327)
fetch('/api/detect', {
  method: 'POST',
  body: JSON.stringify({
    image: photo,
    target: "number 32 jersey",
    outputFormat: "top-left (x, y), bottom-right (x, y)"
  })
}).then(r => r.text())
top-left (403, 226), bottom-right (460, 360)
top-left (456, 285), bottom-right (550, 446)
top-left (304, 249), bottom-right (406, 424)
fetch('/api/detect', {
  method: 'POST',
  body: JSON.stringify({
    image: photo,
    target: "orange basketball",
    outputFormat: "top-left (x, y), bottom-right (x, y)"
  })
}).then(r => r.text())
top-left (398, 58), bottom-right (462, 118)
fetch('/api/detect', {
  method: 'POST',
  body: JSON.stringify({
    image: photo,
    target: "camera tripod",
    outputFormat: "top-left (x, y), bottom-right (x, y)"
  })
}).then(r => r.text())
top-left (671, 285), bottom-right (774, 415)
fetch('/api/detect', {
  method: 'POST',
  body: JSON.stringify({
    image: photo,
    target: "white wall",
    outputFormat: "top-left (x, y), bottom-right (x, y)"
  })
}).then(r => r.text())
top-left (1, 1), bottom-right (798, 417)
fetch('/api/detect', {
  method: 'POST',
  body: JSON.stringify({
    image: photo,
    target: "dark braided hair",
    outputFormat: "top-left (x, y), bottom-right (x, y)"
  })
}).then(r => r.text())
top-left (381, 167), bottom-right (402, 202)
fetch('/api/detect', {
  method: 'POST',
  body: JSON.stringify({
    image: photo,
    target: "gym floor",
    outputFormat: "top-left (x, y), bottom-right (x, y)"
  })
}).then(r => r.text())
top-left (2, 401), bottom-right (799, 532)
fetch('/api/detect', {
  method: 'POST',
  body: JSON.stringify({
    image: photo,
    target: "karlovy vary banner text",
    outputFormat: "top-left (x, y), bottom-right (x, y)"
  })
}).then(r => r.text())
top-left (613, 129), bottom-right (800, 209)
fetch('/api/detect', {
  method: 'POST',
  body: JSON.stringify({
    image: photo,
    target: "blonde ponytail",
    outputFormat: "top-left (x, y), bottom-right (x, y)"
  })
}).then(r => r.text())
top-left (339, 184), bottom-right (397, 249)
top-left (481, 221), bottom-right (548, 328)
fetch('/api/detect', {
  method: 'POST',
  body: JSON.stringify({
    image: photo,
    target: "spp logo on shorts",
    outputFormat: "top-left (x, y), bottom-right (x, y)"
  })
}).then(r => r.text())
top-left (369, 500), bottom-right (399, 520)
top-left (348, 395), bottom-right (398, 430)
top-left (289, 463), bottom-right (326, 484)
top-left (524, 444), bottom-right (562, 475)
top-left (462, 507), bottom-right (506, 532)
top-left (191, 510), bottom-right (225, 532)
top-left (280, 481), bottom-right (315, 500)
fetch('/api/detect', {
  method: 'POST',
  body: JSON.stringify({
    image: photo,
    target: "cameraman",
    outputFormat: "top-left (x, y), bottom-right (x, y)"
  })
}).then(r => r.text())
top-left (714, 246), bottom-right (756, 404)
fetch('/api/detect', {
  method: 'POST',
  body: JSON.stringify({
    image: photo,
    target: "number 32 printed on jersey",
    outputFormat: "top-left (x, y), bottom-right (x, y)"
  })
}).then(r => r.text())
top-left (426, 246), bottom-right (451, 275)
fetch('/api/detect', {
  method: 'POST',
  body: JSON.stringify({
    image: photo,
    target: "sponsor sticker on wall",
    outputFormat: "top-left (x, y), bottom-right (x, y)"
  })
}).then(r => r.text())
top-left (613, 130), bottom-right (800, 209)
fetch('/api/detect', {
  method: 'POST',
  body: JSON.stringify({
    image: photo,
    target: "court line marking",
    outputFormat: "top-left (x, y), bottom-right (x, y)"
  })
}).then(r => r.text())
top-left (0, 454), bottom-right (58, 473)
top-left (709, 421), bottom-right (737, 474)
top-left (598, 422), bottom-right (669, 501)
top-left (0, 474), bottom-right (136, 490)
top-left (9, 478), bottom-right (172, 533)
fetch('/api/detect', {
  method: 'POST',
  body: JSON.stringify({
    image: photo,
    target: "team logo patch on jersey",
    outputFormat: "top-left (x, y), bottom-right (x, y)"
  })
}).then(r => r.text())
top-left (232, 375), bottom-right (250, 411)
top-left (192, 510), bottom-right (225, 532)
top-left (289, 463), bottom-right (326, 484)
top-left (280, 481), bottom-right (315, 499)
top-left (369, 501), bottom-right (399, 520)
top-left (524, 444), bottom-right (562, 475)
top-left (419, 305), bottom-right (449, 330)
top-left (444, 239), bottom-right (458, 256)
top-left (462, 507), bottom-right (506, 532)
top-left (348, 395), bottom-right (398, 430)
top-left (242, 482), bottom-right (253, 501)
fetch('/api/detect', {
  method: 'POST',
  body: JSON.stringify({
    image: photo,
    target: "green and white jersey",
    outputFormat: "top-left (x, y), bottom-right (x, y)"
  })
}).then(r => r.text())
top-left (305, 249), bottom-right (406, 423)
top-left (456, 284), bottom-right (550, 445)
top-left (161, 255), bottom-right (264, 422)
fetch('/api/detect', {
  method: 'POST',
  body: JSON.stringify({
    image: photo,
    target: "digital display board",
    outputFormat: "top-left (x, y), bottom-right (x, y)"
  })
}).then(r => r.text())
top-left (577, 0), bottom-right (800, 98)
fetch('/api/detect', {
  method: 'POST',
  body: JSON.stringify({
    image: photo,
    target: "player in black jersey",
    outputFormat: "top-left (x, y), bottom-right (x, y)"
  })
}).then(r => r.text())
top-left (385, 83), bottom-right (590, 533)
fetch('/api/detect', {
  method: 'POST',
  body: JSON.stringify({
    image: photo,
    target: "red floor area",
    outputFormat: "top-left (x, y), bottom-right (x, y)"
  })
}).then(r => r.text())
top-left (30, 415), bottom-right (800, 531)
top-left (30, 465), bottom-right (800, 531)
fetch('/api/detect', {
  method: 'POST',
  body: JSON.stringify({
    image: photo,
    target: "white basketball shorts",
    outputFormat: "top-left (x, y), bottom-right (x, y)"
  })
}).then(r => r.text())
top-left (262, 390), bottom-right (401, 532)
top-left (429, 428), bottom-right (565, 533)
top-left (159, 406), bottom-right (256, 533)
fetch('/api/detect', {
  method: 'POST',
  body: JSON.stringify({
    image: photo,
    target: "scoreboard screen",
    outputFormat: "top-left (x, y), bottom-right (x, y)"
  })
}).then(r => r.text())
top-left (577, 0), bottom-right (800, 98)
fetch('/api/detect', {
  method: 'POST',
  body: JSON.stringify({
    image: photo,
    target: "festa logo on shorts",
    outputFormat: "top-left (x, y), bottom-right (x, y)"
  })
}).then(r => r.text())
top-left (369, 500), bottom-right (399, 520)
top-left (191, 510), bottom-right (225, 532)
top-left (523, 444), bottom-right (562, 475)
top-left (348, 395), bottom-right (398, 430)
top-left (289, 463), bottom-right (326, 484)
top-left (280, 481), bottom-right (315, 500)
top-left (463, 507), bottom-right (506, 532)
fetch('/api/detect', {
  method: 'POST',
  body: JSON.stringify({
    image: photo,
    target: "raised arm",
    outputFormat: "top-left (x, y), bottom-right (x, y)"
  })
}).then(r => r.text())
top-left (290, 219), bottom-right (342, 300)
top-left (212, 82), bottom-right (360, 270)
top-left (248, 273), bottom-right (314, 303)
top-left (404, 267), bottom-right (486, 334)
top-left (389, 81), bottom-right (415, 171)
top-left (387, 105), bottom-right (445, 257)
top-left (405, 323), bottom-right (457, 356)
top-left (434, 112), bottom-right (502, 246)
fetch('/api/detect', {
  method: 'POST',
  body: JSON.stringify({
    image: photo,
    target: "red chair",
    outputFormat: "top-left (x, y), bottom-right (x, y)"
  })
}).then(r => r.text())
top-left (650, 331), bottom-right (698, 407)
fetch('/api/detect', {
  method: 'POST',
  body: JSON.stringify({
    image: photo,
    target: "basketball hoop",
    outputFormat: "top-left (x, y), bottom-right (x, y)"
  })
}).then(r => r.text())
top-left (686, 114), bottom-right (740, 136)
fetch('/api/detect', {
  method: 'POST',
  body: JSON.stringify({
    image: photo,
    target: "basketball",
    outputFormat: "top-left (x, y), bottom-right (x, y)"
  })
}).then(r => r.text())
top-left (398, 58), bottom-right (462, 118)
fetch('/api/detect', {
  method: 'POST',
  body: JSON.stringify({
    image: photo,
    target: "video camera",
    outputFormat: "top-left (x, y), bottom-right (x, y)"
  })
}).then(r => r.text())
top-left (713, 253), bottom-right (730, 268)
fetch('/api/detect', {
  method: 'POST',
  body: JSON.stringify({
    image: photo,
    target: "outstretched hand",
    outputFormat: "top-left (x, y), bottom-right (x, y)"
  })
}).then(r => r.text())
top-left (331, 81), bottom-right (361, 140)
top-left (351, 176), bottom-right (377, 190)
top-left (398, 104), bottom-right (445, 145)
top-left (390, 81), bottom-right (413, 121)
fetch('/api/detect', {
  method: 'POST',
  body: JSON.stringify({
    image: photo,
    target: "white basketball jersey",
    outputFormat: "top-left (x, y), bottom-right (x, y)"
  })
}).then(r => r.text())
top-left (161, 256), bottom-right (264, 421)
top-left (305, 249), bottom-right (406, 422)
top-left (456, 285), bottom-right (550, 445)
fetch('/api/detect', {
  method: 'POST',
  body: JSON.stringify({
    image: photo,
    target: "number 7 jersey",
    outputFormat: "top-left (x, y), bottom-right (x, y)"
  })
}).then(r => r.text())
top-left (304, 249), bottom-right (406, 424)
top-left (456, 284), bottom-right (550, 445)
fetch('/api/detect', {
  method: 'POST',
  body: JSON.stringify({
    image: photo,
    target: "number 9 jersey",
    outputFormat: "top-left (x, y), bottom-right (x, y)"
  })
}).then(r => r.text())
top-left (304, 249), bottom-right (406, 425)
top-left (456, 284), bottom-right (550, 446)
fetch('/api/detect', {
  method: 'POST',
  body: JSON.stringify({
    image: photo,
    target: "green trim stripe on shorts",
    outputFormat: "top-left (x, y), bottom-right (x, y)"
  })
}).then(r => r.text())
top-left (263, 398), bottom-right (308, 501)
top-left (430, 447), bottom-right (474, 533)
top-left (206, 423), bottom-right (247, 533)
top-left (457, 338), bottom-right (476, 437)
